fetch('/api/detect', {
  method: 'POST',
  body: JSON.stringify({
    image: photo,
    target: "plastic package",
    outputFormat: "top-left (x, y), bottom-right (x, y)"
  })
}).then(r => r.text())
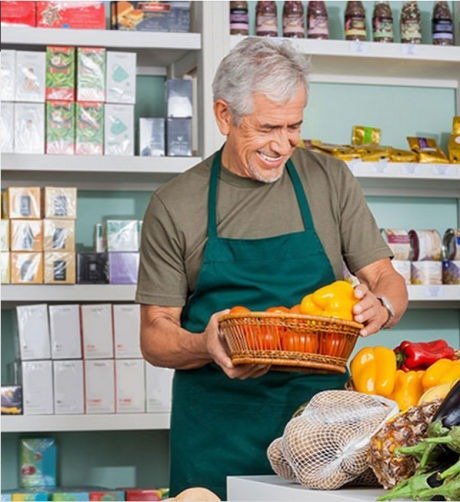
top-left (15, 51), bottom-right (46, 102)
top-left (166, 79), bottom-right (193, 118)
top-left (108, 252), bottom-right (140, 284)
top-left (106, 52), bottom-right (137, 104)
top-left (75, 102), bottom-right (104, 155)
top-left (5, 187), bottom-right (41, 219)
top-left (84, 359), bottom-right (115, 414)
top-left (0, 50), bottom-right (16, 101)
top-left (0, 220), bottom-right (10, 251)
top-left (11, 252), bottom-right (43, 284)
top-left (45, 46), bottom-right (75, 101)
top-left (115, 359), bottom-right (145, 413)
top-left (43, 219), bottom-right (75, 251)
top-left (113, 304), bottom-right (142, 358)
top-left (106, 220), bottom-right (140, 252)
top-left (0, 102), bottom-right (15, 153)
top-left (43, 187), bottom-right (77, 219)
top-left (36, 1), bottom-right (106, 29)
top-left (104, 104), bottom-right (135, 156)
top-left (53, 360), bottom-right (84, 414)
top-left (442, 260), bottom-right (460, 285)
top-left (20, 437), bottom-right (57, 487)
top-left (1, 252), bottom-right (10, 284)
top-left (0, 1), bottom-right (36, 27)
top-left (16, 304), bottom-right (51, 360)
top-left (44, 251), bottom-right (76, 284)
top-left (14, 103), bottom-right (45, 154)
top-left (1, 385), bottom-right (22, 415)
top-left (77, 47), bottom-right (106, 102)
top-left (166, 118), bottom-right (192, 156)
top-left (46, 100), bottom-right (77, 155)
top-left (49, 305), bottom-right (82, 359)
top-left (81, 304), bottom-right (114, 359)
top-left (10, 220), bottom-right (43, 252)
top-left (77, 252), bottom-right (109, 284)
top-left (140, 118), bottom-right (165, 157)
top-left (411, 261), bottom-right (442, 285)
top-left (22, 361), bottom-right (54, 415)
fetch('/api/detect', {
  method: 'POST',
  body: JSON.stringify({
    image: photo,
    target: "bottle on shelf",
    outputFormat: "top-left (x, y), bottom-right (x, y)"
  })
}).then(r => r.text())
top-left (306, 1), bottom-right (329, 40)
top-left (372, 1), bottom-right (394, 43)
top-left (282, 1), bottom-right (305, 38)
top-left (229, 1), bottom-right (249, 35)
top-left (400, 0), bottom-right (422, 44)
top-left (432, 0), bottom-right (454, 46)
top-left (255, 1), bottom-right (278, 37)
top-left (344, 1), bottom-right (367, 41)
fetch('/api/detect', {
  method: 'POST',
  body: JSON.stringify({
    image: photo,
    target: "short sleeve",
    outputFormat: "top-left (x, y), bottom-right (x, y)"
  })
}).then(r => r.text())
top-left (135, 192), bottom-right (188, 306)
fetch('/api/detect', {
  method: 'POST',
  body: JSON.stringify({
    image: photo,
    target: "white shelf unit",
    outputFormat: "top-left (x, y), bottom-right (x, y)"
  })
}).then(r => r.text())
top-left (1, 413), bottom-right (170, 433)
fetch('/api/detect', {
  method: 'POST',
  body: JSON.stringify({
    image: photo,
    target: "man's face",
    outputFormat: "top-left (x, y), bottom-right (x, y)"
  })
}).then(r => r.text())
top-left (223, 85), bottom-right (306, 183)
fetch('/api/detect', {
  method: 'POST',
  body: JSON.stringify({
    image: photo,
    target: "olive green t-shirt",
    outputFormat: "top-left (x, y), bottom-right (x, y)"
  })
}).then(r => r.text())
top-left (135, 148), bottom-right (391, 306)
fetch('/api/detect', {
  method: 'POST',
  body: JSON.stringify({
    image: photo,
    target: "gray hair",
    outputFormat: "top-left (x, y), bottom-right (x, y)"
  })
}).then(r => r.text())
top-left (212, 37), bottom-right (310, 124)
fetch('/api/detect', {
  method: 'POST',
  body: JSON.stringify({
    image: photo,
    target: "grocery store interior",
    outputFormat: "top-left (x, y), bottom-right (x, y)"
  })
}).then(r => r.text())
top-left (1, 1), bottom-right (459, 501)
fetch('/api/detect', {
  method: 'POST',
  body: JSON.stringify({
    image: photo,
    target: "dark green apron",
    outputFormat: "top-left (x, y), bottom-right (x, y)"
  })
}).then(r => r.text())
top-left (170, 149), bottom-right (347, 499)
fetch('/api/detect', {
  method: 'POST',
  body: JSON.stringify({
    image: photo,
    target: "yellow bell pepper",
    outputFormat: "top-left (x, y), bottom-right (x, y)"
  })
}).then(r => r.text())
top-left (422, 358), bottom-right (460, 390)
top-left (300, 280), bottom-right (358, 321)
top-left (350, 346), bottom-right (397, 397)
top-left (390, 369), bottom-right (425, 411)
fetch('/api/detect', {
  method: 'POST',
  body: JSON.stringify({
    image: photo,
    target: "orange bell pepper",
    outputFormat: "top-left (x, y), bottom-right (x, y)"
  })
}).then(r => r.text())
top-left (422, 358), bottom-right (460, 390)
top-left (300, 280), bottom-right (358, 321)
top-left (390, 369), bottom-right (425, 411)
top-left (350, 346), bottom-right (397, 397)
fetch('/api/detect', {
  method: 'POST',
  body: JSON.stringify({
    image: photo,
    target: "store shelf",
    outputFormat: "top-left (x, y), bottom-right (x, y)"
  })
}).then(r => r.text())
top-left (346, 161), bottom-right (460, 197)
top-left (1, 154), bottom-right (202, 190)
top-left (230, 36), bottom-right (460, 87)
top-left (2, 413), bottom-right (170, 433)
top-left (407, 285), bottom-right (460, 308)
top-left (2, 27), bottom-right (201, 69)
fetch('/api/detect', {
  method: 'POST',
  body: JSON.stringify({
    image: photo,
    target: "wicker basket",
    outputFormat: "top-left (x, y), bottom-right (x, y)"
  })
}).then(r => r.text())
top-left (218, 312), bottom-right (363, 374)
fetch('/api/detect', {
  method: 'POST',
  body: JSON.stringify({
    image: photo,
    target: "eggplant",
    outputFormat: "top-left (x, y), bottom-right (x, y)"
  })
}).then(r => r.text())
top-left (432, 380), bottom-right (460, 429)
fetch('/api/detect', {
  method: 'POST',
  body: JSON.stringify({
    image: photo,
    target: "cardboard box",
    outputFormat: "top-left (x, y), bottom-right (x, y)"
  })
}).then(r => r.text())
top-left (19, 437), bottom-right (57, 488)
top-left (22, 361), bottom-right (54, 415)
top-left (11, 252), bottom-right (43, 284)
top-left (14, 102), bottom-right (45, 154)
top-left (0, 220), bottom-right (9, 251)
top-left (77, 252), bottom-right (109, 284)
top-left (10, 219), bottom-right (43, 252)
top-left (49, 304), bottom-right (82, 359)
top-left (90, 492), bottom-right (125, 501)
top-left (46, 101), bottom-right (75, 155)
top-left (17, 304), bottom-right (51, 360)
top-left (115, 359), bottom-right (145, 413)
top-left (113, 304), bottom-right (142, 358)
top-left (0, 50), bottom-right (16, 101)
top-left (145, 363), bottom-right (173, 413)
top-left (53, 360), bottom-right (84, 414)
top-left (124, 489), bottom-right (164, 501)
top-left (0, 1), bottom-right (36, 27)
top-left (106, 51), bottom-right (137, 104)
top-left (166, 79), bottom-right (192, 118)
top-left (1, 252), bottom-right (10, 284)
top-left (51, 492), bottom-right (89, 501)
top-left (77, 47), bottom-right (106, 102)
top-left (104, 104), bottom-right (134, 155)
top-left (81, 304), bottom-right (114, 358)
top-left (44, 251), bottom-right (76, 284)
top-left (43, 187), bottom-right (77, 219)
top-left (0, 101), bottom-right (14, 153)
top-left (5, 187), bottom-right (41, 219)
top-left (85, 359), bottom-right (115, 414)
top-left (139, 118), bottom-right (165, 157)
top-left (46, 46), bottom-right (75, 101)
top-left (1, 385), bottom-right (22, 415)
top-left (36, 1), bottom-right (106, 29)
top-left (75, 102), bottom-right (104, 155)
top-left (15, 51), bottom-right (46, 102)
top-left (166, 117), bottom-right (192, 156)
top-left (44, 219), bottom-right (76, 251)
top-left (108, 252), bottom-right (139, 284)
top-left (107, 220), bottom-right (139, 252)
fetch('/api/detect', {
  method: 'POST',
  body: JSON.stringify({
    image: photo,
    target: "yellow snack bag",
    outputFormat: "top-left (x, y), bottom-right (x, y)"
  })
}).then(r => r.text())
top-left (312, 141), bottom-right (361, 161)
top-left (452, 116), bottom-right (460, 135)
top-left (357, 144), bottom-right (393, 161)
top-left (389, 148), bottom-right (418, 163)
top-left (407, 137), bottom-right (449, 163)
top-left (448, 134), bottom-right (460, 163)
top-left (352, 125), bottom-right (381, 145)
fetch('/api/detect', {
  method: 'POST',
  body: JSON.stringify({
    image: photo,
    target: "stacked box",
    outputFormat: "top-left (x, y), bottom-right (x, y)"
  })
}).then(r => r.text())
top-left (49, 304), bottom-right (82, 359)
top-left (75, 102), bottom-right (104, 155)
top-left (22, 361), bottom-right (54, 415)
top-left (45, 46), bottom-right (75, 101)
top-left (77, 252), bottom-right (109, 284)
top-left (166, 79), bottom-right (193, 118)
top-left (106, 52), bottom-right (137, 104)
top-left (46, 101), bottom-right (75, 155)
top-left (85, 359), bottom-right (115, 414)
top-left (115, 359), bottom-right (145, 413)
top-left (43, 187), bottom-right (77, 219)
top-left (139, 118), bottom-right (165, 157)
top-left (44, 219), bottom-right (76, 252)
top-left (0, 102), bottom-right (14, 153)
top-left (53, 360), bottom-right (84, 414)
top-left (10, 220), bottom-right (43, 252)
top-left (0, 50), bottom-right (16, 101)
top-left (15, 51), bottom-right (46, 102)
top-left (14, 103), bottom-right (45, 154)
top-left (0, 1), bottom-right (37, 27)
top-left (166, 117), bottom-right (192, 156)
top-left (104, 104), bottom-right (134, 155)
top-left (81, 304), bottom-right (114, 358)
top-left (77, 48), bottom-right (106, 102)
top-left (36, 2), bottom-right (106, 29)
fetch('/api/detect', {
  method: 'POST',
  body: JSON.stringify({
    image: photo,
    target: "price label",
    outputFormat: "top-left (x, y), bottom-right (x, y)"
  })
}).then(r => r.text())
top-left (426, 286), bottom-right (442, 298)
top-left (376, 159), bottom-right (388, 173)
top-left (434, 164), bottom-right (448, 176)
top-left (403, 163), bottom-right (416, 175)
top-left (401, 43), bottom-right (417, 56)
top-left (351, 40), bottom-right (369, 55)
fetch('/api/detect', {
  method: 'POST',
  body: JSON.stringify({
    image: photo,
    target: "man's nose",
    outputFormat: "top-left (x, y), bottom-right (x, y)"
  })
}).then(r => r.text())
top-left (271, 129), bottom-right (293, 156)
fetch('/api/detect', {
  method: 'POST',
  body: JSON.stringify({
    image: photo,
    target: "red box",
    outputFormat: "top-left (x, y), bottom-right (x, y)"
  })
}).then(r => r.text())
top-left (36, 1), bottom-right (106, 29)
top-left (0, 1), bottom-right (36, 27)
top-left (125, 489), bottom-right (162, 501)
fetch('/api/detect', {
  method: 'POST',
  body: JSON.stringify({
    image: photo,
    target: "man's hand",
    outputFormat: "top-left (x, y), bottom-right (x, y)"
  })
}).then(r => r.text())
top-left (204, 310), bottom-right (271, 379)
top-left (352, 283), bottom-right (389, 337)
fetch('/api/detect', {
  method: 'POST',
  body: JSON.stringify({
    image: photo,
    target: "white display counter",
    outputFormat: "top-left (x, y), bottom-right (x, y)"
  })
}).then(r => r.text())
top-left (227, 475), bottom-right (386, 501)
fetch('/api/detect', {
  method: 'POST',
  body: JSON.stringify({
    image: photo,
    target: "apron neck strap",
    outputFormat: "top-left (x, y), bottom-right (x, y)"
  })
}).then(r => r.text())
top-left (207, 147), bottom-right (313, 238)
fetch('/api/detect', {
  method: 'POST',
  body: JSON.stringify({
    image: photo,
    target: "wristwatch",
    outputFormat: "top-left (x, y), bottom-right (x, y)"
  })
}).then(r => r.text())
top-left (377, 296), bottom-right (395, 329)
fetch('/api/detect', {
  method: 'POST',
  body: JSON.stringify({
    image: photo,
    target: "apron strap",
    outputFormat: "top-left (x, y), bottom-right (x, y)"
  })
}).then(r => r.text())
top-left (207, 148), bottom-right (314, 238)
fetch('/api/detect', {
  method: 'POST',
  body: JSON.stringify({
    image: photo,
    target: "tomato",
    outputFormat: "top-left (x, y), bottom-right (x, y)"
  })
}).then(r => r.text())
top-left (282, 331), bottom-right (318, 353)
top-left (245, 329), bottom-right (280, 350)
top-left (266, 306), bottom-right (290, 313)
top-left (290, 304), bottom-right (302, 314)
top-left (229, 305), bottom-right (250, 314)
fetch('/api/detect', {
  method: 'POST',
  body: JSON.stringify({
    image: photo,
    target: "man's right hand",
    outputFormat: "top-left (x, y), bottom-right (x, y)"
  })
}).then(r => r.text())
top-left (204, 311), bottom-right (271, 380)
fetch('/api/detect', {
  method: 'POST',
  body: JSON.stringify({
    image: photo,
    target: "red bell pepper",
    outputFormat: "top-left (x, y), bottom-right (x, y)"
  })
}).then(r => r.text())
top-left (395, 339), bottom-right (455, 371)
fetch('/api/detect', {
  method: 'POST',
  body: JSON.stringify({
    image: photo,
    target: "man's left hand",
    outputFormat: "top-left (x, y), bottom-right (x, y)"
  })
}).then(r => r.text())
top-left (352, 283), bottom-right (389, 337)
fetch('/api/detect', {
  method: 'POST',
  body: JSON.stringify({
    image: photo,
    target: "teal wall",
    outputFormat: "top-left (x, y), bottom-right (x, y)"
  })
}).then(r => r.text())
top-left (2, 0), bottom-right (458, 493)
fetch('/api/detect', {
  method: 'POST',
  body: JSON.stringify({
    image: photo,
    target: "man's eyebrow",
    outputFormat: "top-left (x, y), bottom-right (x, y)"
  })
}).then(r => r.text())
top-left (259, 120), bottom-right (303, 128)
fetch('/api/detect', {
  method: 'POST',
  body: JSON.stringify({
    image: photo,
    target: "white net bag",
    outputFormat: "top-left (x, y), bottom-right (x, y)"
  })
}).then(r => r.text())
top-left (268, 390), bottom-right (398, 490)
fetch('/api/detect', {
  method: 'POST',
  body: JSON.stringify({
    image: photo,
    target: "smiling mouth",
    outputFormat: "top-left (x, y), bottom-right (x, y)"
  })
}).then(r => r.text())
top-left (257, 151), bottom-right (283, 165)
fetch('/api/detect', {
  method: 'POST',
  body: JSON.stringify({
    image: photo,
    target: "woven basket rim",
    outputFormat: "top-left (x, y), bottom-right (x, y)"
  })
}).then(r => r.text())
top-left (219, 311), bottom-right (363, 330)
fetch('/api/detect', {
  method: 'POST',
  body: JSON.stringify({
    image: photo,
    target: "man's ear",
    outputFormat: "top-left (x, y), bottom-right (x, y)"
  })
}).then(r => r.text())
top-left (213, 99), bottom-right (233, 135)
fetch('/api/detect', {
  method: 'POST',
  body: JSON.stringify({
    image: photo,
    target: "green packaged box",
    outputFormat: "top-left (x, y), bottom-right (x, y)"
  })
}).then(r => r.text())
top-left (46, 46), bottom-right (75, 101)
top-left (46, 101), bottom-right (75, 155)
top-left (77, 47), bottom-right (106, 102)
top-left (76, 102), bottom-right (104, 155)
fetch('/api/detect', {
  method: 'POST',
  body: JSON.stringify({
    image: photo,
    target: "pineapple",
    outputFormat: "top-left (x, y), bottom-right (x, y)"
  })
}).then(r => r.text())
top-left (368, 399), bottom-right (441, 489)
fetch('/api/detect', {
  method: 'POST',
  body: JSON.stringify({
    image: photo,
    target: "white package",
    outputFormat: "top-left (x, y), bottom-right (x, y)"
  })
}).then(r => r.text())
top-left (0, 102), bottom-right (14, 153)
top-left (85, 359), bottom-right (115, 414)
top-left (139, 118), bottom-right (165, 157)
top-left (14, 102), bottom-right (45, 154)
top-left (113, 304), bottom-right (142, 358)
top-left (49, 304), bottom-right (82, 359)
top-left (22, 360), bottom-right (54, 415)
top-left (115, 359), bottom-right (145, 413)
top-left (1, 252), bottom-right (10, 284)
top-left (17, 304), bottom-right (51, 360)
top-left (145, 362), bottom-right (174, 413)
top-left (0, 220), bottom-right (9, 251)
top-left (106, 220), bottom-right (140, 252)
top-left (104, 104), bottom-right (134, 156)
top-left (53, 360), bottom-right (84, 414)
top-left (81, 304), bottom-right (114, 358)
top-left (15, 51), bottom-right (46, 102)
top-left (0, 49), bottom-right (16, 101)
top-left (106, 51), bottom-right (136, 104)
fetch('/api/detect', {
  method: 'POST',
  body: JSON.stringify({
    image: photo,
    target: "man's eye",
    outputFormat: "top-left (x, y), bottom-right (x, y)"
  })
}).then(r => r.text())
top-left (289, 125), bottom-right (301, 131)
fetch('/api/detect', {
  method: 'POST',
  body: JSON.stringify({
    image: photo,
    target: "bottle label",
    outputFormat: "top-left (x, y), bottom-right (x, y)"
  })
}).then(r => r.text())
top-left (230, 9), bottom-right (249, 34)
top-left (373, 17), bottom-right (393, 40)
top-left (283, 13), bottom-right (304, 36)
top-left (401, 20), bottom-right (421, 42)
top-left (433, 20), bottom-right (453, 39)
top-left (307, 14), bottom-right (328, 37)
top-left (256, 14), bottom-right (278, 36)
top-left (345, 15), bottom-right (366, 38)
